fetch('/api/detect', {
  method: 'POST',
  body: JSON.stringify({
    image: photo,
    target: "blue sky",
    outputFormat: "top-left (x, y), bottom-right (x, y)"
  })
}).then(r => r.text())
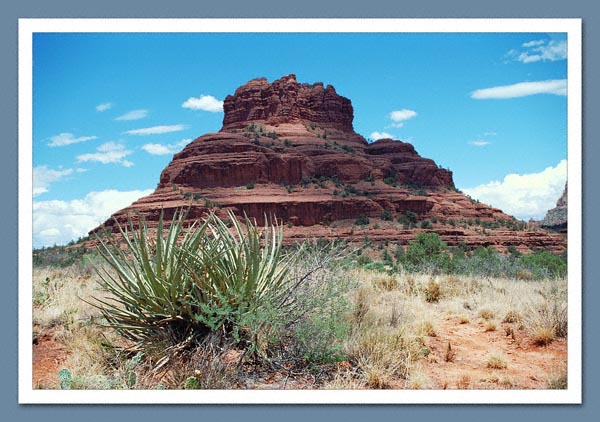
top-left (32, 32), bottom-right (568, 247)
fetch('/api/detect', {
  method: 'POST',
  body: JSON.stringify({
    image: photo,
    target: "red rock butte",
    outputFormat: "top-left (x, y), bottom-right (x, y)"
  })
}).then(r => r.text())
top-left (92, 74), bottom-right (566, 254)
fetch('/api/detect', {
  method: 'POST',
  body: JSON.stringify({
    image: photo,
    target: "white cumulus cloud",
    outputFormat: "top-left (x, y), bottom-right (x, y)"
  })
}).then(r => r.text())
top-left (182, 95), bottom-right (224, 112)
top-left (471, 79), bottom-right (567, 99)
top-left (48, 132), bottom-right (98, 147)
top-left (370, 131), bottom-right (395, 140)
top-left (115, 109), bottom-right (149, 121)
top-left (389, 109), bottom-right (417, 122)
top-left (461, 159), bottom-right (567, 221)
top-left (141, 138), bottom-right (191, 156)
top-left (95, 102), bottom-right (112, 112)
top-left (33, 188), bottom-right (153, 248)
top-left (76, 142), bottom-right (134, 167)
top-left (33, 165), bottom-right (74, 197)
top-left (124, 124), bottom-right (188, 135)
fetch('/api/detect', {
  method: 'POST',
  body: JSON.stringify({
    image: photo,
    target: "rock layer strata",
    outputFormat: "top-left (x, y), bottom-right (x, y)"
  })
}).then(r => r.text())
top-left (92, 75), bottom-right (566, 254)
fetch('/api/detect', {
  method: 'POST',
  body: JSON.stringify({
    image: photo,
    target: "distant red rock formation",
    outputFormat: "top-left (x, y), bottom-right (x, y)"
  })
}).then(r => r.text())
top-left (92, 75), bottom-right (566, 254)
top-left (541, 183), bottom-right (567, 233)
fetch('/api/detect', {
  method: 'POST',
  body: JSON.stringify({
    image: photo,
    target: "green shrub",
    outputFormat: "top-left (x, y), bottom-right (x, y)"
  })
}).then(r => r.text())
top-left (383, 176), bottom-right (397, 187)
top-left (381, 209), bottom-right (393, 221)
top-left (520, 250), bottom-right (567, 278)
top-left (93, 210), bottom-right (301, 354)
top-left (355, 215), bottom-right (370, 226)
top-left (420, 220), bottom-right (432, 229)
top-left (246, 182), bottom-right (255, 189)
top-left (405, 232), bottom-right (447, 266)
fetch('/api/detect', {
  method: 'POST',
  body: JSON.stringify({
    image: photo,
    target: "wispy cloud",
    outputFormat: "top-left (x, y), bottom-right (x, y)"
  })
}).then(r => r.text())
top-left (522, 40), bottom-right (545, 48)
top-left (115, 109), bottom-right (149, 121)
top-left (507, 39), bottom-right (567, 63)
top-left (76, 142), bottom-right (133, 167)
top-left (124, 124), bottom-right (187, 135)
top-left (462, 159), bottom-right (567, 220)
top-left (469, 140), bottom-right (491, 147)
top-left (471, 79), bottom-right (567, 99)
top-left (182, 95), bottom-right (224, 112)
top-left (141, 139), bottom-right (191, 156)
top-left (48, 132), bottom-right (98, 147)
top-left (33, 165), bottom-right (74, 197)
top-left (370, 131), bottom-right (395, 141)
top-left (96, 102), bottom-right (112, 112)
top-left (33, 188), bottom-right (153, 248)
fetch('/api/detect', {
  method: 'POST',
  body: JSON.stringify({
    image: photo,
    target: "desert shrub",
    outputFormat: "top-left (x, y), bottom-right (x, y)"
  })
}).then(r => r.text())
top-left (520, 250), bottom-right (567, 279)
top-left (399, 210), bottom-right (418, 225)
top-left (246, 182), bottom-right (255, 189)
top-left (381, 209), bottom-right (393, 221)
top-left (278, 240), bottom-right (355, 363)
top-left (355, 215), bottom-right (370, 226)
top-left (383, 176), bottom-right (397, 187)
top-left (420, 219), bottom-right (432, 229)
top-left (92, 210), bottom-right (302, 355)
top-left (33, 244), bottom-right (94, 269)
top-left (402, 232), bottom-right (452, 273)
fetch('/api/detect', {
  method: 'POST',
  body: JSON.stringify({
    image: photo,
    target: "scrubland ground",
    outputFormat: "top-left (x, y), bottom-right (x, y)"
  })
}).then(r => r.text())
top-left (32, 256), bottom-right (567, 390)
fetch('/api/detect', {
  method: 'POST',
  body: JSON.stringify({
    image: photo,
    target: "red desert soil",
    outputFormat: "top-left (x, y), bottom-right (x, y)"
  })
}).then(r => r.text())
top-left (32, 317), bottom-right (566, 390)
top-left (417, 316), bottom-right (567, 389)
top-left (32, 328), bottom-right (69, 389)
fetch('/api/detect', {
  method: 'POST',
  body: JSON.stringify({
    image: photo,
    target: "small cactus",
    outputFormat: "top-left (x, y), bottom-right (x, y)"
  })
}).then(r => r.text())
top-left (58, 368), bottom-right (72, 390)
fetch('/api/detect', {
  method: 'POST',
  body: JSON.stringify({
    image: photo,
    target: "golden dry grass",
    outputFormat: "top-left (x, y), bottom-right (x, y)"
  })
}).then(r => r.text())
top-left (32, 261), bottom-right (567, 390)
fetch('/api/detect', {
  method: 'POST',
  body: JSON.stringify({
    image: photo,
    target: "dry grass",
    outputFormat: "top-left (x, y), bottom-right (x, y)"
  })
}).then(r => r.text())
top-left (531, 326), bottom-right (556, 346)
top-left (484, 321), bottom-right (498, 332)
top-left (486, 353), bottom-right (508, 370)
top-left (406, 370), bottom-right (433, 389)
top-left (478, 308), bottom-right (495, 320)
top-left (32, 260), bottom-right (567, 390)
top-left (546, 366), bottom-right (568, 389)
top-left (456, 374), bottom-right (472, 389)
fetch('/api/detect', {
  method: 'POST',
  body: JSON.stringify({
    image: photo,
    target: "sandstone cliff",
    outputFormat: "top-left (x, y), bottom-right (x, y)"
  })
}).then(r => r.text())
top-left (92, 75), bottom-right (566, 254)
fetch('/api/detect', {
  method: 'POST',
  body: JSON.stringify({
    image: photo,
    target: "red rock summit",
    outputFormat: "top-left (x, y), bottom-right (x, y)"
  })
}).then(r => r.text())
top-left (93, 75), bottom-right (566, 254)
top-left (222, 74), bottom-right (354, 133)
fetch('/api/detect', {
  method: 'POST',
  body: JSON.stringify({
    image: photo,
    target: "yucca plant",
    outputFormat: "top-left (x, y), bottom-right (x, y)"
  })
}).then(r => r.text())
top-left (183, 211), bottom-right (300, 349)
top-left (92, 209), bottom-right (300, 353)
top-left (92, 211), bottom-right (209, 345)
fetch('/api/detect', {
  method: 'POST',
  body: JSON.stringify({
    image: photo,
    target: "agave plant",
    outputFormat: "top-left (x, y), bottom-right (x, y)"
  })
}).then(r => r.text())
top-left (92, 209), bottom-right (300, 352)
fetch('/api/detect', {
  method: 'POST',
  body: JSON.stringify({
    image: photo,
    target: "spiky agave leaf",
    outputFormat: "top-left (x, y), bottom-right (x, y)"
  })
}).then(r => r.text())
top-left (92, 209), bottom-right (211, 344)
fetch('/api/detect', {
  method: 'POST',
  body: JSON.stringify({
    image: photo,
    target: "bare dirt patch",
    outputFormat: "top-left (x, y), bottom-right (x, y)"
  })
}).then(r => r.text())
top-left (419, 315), bottom-right (567, 389)
top-left (32, 327), bottom-right (68, 389)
